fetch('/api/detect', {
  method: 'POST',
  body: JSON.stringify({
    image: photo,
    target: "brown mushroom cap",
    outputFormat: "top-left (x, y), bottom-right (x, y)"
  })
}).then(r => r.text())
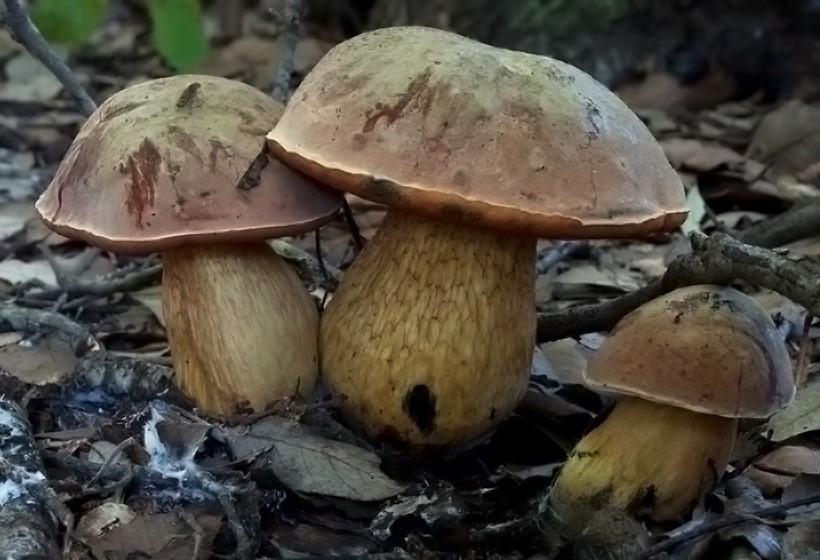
top-left (36, 75), bottom-right (342, 254)
top-left (266, 26), bottom-right (687, 239)
top-left (585, 285), bottom-right (795, 418)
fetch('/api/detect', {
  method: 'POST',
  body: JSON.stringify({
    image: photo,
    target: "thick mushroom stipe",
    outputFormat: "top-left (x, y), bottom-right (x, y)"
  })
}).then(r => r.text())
top-left (162, 242), bottom-right (318, 414)
top-left (320, 211), bottom-right (536, 447)
top-left (548, 396), bottom-right (738, 536)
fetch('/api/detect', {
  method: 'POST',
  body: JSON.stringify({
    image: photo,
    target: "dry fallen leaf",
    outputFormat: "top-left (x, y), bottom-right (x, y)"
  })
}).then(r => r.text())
top-left (130, 285), bottom-right (165, 327)
top-left (537, 339), bottom-right (591, 386)
top-left (553, 264), bottom-right (643, 298)
top-left (768, 373), bottom-right (820, 442)
top-left (782, 519), bottom-right (820, 559)
top-left (748, 100), bottom-right (820, 183)
top-left (83, 508), bottom-right (221, 560)
top-left (0, 333), bottom-right (78, 384)
top-left (681, 184), bottom-right (707, 235)
top-left (225, 415), bottom-right (405, 502)
top-left (0, 52), bottom-right (64, 102)
top-left (75, 503), bottom-right (137, 542)
top-left (745, 444), bottom-right (820, 496)
top-left (0, 258), bottom-right (57, 287)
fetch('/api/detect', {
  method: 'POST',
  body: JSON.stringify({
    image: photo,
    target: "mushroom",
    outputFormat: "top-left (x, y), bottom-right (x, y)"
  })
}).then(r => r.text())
top-left (35, 75), bottom-right (342, 414)
top-left (266, 26), bottom-right (688, 448)
top-left (547, 285), bottom-right (795, 536)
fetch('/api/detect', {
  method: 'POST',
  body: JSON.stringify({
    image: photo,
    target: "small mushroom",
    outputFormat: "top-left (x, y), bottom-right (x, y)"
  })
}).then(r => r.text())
top-left (546, 285), bottom-right (795, 536)
top-left (36, 75), bottom-right (342, 414)
top-left (266, 26), bottom-right (688, 448)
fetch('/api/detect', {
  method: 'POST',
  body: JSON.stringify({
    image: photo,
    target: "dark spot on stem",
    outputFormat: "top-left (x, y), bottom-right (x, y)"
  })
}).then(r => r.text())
top-left (402, 384), bottom-right (436, 433)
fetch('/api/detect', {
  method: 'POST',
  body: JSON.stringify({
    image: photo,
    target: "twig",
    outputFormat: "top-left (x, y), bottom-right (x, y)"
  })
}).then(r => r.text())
top-left (19, 259), bottom-right (162, 302)
top-left (536, 241), bottom-right (586, 274)
top-left (1, 0), bottom-right (96, 117)
top-left (537, 232), bottom-right (820, 342)
top-left (739, 199), bottom-right (820, 248)
top-left (794, 314), bottom-right (813, 386)
top-left (270, 0), bottom-right (305, 103)
top-left (84, 437), bottom-right (136, 489)
top-left (270, 239), bottom-right (341, 290)
top-left (0, 303), bottom-right (100, 356)
top-left (0, 398), bottom-right (70, 558)
top-left (638, 493), bottom-right (820, 558)
top-left (342, 197), bottom-right (365, 251)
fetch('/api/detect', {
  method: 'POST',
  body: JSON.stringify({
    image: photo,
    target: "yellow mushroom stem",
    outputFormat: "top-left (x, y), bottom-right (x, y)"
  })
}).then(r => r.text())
top-left (320, 210), bottom-right (537, 448)
top-left (547, 396), bottom-right (738, 537)
top-left (162, 242), bottom-right (318, 415)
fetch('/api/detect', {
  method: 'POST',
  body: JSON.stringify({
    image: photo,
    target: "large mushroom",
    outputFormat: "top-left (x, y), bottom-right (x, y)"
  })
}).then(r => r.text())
top-left (547, 285), bottom-right (795, 536)
top-left (266, 26), bottom-right (688, 448)
top-left (36, 75), bottom-right (342, 415)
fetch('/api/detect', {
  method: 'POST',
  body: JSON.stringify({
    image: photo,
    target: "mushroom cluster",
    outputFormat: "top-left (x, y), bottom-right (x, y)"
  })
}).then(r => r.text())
top-left (546, 285), bottom-right (795, 536)
top-left (266, 26), bottom-right (688, 448)
top-left (36, 75), bottom-right (342, 415)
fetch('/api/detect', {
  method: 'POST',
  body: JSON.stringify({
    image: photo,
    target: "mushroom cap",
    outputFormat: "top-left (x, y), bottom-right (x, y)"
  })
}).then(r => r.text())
top-left (36, 75), bottom-right (342, 254)
top-left (266, 26), bottom-right (687, 239)
top-left (585, 285), bottom-right (795, 418)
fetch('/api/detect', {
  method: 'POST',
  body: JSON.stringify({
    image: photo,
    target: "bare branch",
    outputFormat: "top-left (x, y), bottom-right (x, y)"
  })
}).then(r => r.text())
top-left (270, 0), bottom-right (305, 103)
top-left (1, 0), bottom-right (97, 117)
top-left (538, 231), bottom-right (820, 342)
top-left (738, 198), bottom-right (820, 248)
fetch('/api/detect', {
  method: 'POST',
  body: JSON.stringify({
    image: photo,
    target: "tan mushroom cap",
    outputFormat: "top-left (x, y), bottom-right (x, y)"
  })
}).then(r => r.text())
top-left (585, 285), bottom-right (795, 418)
top-left (266, 26), bottom-right (687, 239)
top-left (36, 75), bottom-right (342, 254)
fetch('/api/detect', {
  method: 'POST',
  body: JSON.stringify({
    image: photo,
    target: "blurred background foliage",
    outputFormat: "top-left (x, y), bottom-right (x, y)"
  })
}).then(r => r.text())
top-left (22, 0), bottom-right (820, 105)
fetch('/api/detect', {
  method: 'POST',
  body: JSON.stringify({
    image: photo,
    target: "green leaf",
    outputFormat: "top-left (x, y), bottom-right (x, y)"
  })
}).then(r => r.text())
top-left (146, 0), bottom-right (209, 71)
top-left (30, 0), bottom-right (108, 46)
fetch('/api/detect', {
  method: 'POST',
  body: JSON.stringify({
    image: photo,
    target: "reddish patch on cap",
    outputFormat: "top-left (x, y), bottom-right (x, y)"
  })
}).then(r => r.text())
top-left (120, 138), bottom-right (161, 228)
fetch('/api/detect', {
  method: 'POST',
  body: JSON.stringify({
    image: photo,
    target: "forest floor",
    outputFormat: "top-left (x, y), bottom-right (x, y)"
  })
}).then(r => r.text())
top-left (1, 1), bottom-right (820, 559)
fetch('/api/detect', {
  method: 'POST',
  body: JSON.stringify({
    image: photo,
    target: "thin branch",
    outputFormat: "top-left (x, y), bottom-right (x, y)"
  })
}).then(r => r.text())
top-left (1, 0), bottom-right (97, 117)
top-left (738, 199), bottom-right (820, 248)
top-left (638, 493), bottom-right (820, 558)
top-left (537, 232), bottom-right (820, 342)
top-left (0, 303), bottom-right (101, 356)
top-left (270, 0), bottom-right (305, 103)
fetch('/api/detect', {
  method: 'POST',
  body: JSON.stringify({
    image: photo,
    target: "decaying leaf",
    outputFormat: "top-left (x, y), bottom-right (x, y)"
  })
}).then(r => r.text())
top-left (768, 373), bottom-right (820, 442)
top-left (748, 100), bottom-right (820, 183)
top-left (745, 444), bottom-right (820, 496)
top-left (0, 332), bottom-right (78, 384)
top-left (0, 51), bottom-right (64, 102)
top-left (370, 481), bottom-right (466, 541)
top-left (75, 502), bottom-right (137, 542)
top-left (130, 285), bottom-right (165, 327)
top-left (224, 415), bottom-right (405, 501)
top-left (82, 507), bottom-right (221, 560)
top-left (553, 264), bottom-right (643, 298)
top-left (0, 259), bottom-right (57, 287)
top-left (537, 338), bottom-right (591, 386)
top-left (783, 519), bottom-right (820, 559)
top-left (681, 184), bottom-right (707, 235)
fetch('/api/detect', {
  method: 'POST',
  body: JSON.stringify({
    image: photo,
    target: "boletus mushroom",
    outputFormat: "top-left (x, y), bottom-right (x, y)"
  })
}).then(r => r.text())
top-left (266, 26), bottom-right (688, 448)
top-left (35, 75), bottom-right (342, 414)
top-left (547, 285), bottom-right (795, 536)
